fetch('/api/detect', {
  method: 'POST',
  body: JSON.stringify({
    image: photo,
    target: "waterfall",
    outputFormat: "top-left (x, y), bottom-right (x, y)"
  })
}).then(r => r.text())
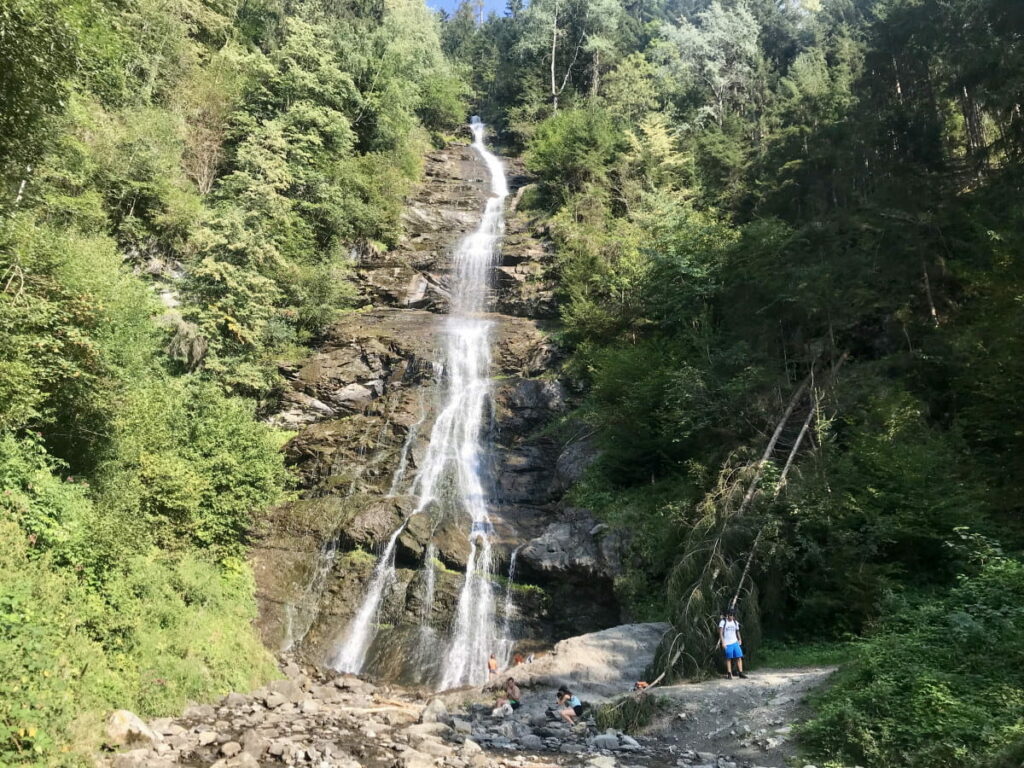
top-left (327, 521), bottom-right (407, 672)
top-left (387, 398), bottom-right (427, 497)
top-left (329, 118), bottom-right (509, 685)
top-left (497, 545), bottom-right (522, 666)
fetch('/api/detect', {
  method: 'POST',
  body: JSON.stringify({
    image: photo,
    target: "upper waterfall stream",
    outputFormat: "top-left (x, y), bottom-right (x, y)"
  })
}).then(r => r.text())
top-left (328, 119), bottom-right (511, 690)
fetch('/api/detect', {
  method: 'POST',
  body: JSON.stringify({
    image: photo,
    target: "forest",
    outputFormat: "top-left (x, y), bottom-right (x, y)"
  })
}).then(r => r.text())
top-left (1, 0), bottom-right (1022, 766)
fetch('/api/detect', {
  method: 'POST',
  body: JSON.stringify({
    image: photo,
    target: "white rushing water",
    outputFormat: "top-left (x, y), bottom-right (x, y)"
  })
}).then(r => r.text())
top-left (497, 545), bottom-right (522, 667)
top-left (329, 118), bottom-right (509, 688)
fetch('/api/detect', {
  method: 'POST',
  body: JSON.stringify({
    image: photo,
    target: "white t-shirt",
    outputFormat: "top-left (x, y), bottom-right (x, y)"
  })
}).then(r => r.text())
top-left (719, 618), bottom-right (740, 646)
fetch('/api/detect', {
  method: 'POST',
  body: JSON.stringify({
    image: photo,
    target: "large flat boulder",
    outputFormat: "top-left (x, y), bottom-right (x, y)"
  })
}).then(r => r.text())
top-left (506, 622), bottom-right (671, 699)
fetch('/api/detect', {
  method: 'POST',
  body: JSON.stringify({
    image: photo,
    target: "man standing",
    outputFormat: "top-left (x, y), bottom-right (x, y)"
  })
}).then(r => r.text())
top-left (718, 607), bottom-right (748, 679)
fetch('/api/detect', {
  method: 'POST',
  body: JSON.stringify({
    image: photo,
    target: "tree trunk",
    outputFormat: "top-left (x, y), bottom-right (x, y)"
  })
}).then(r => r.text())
top-left (550, 0), bottom-right (559, 111)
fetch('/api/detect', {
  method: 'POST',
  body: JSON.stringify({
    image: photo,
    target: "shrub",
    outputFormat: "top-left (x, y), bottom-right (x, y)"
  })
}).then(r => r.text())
top-left (801, 558), bottom-right (1024, 768)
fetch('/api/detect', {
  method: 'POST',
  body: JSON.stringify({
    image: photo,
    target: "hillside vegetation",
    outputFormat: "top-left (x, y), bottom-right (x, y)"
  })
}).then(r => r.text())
top-left (441, 0), bottom-right (1024, 766)
top-left (3, 0), bottom-right (1024, 766)
top-left (0, 0), bottom-right (465, 763)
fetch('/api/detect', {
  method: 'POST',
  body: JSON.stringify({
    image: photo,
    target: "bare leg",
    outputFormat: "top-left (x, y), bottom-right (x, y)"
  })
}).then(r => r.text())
top-left (560, 707), bottom-right (576, 725)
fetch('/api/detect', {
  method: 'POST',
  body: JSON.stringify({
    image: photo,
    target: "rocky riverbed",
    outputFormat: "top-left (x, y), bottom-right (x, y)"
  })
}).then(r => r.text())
top-left (99, 625), bottom-right (834, 768)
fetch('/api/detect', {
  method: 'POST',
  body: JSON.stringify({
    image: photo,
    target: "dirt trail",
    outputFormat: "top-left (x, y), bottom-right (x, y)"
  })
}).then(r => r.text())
top-left (640, 667), bottom-right (836, 767)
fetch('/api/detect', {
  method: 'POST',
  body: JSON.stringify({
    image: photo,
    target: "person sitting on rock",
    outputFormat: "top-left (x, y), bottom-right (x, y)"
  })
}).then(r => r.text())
top-left (557, 687), bottom-right (583, 725)
top-left (492, 677), bottom-right (522, 717)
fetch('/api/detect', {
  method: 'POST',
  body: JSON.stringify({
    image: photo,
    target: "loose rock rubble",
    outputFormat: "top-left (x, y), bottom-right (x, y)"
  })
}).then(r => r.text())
top-left (99, 656), bottom-right (826, 768)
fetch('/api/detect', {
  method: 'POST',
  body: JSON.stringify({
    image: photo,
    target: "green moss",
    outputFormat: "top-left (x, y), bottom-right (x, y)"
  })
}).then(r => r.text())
top-left (490, 574), bottom-right (548, 596)
top-left (342, 548), bottom-right (378, 567)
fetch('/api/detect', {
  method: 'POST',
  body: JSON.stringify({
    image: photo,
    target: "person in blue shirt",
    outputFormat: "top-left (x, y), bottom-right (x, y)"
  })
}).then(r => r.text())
top-left (556, 686), bottom-right (583, 724)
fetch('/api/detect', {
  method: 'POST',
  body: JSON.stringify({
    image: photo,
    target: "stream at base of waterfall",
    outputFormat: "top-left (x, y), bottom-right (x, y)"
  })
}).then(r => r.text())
top-left (327, 119), bottom-right (513, 690)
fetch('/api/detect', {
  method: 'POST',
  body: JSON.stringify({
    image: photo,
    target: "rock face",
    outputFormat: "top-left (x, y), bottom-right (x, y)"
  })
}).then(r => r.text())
top-left (252, 137), bottom-right (621, 683)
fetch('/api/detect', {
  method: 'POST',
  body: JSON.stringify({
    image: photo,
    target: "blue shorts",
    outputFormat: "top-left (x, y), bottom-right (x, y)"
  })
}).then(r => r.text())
top-left (724, 642), bottom-right (743, 659)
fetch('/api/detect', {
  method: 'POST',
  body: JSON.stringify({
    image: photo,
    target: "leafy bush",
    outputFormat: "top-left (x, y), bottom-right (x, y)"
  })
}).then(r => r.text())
top-left (0, 517), bottom-right (276, 766)
top-left (525, 107), bottom-right (621, 202)
top-left (801, 558), bottom-right (1024, 768)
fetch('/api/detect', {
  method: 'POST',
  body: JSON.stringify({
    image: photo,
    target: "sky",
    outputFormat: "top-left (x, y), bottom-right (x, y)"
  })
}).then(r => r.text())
top-left (428, 0), bottom-right (510, 18)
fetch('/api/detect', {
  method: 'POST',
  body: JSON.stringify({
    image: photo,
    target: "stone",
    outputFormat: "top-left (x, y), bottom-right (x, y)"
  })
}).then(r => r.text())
top-left (415, 736), bottom-right (454, 757)
top-left (407, 722), bottom-right (450, 739)
top-left (588, 757), bottom-right (618, 768)
top-left (452, 717), bottom-right (473, 734)
top-left (299, 699), bottom-right (321, 715)
top-left (113, 749), bottom-right (173, 768)
top-left (398, 748), bottom-right (436, 768)
top-left (267, 678), bottom-right (305, 703)
top-left (240, 729), bottom-right (267, 757)
top-left (592, 734), bottom-right (619, 750)
top-left (419, 698), bottom-right (450, 724)
top-left (183, 704), bottom-right (215, 719)
top-left (169, 733), bottom-right (190, 750)
top-left (105, 710), bottom-right (160, 748)
top-left (264, 692), bottom-right (288, 709)
top-left (617, 734), bottom-right (641, 750)
top-left (520, 734), bottom-right (543, 751)
top-left (461, 739), bottom-right (483, 756)
top-left (559, 742), bottom-right (585, 754)
top-left (197, 731), bottom-right (219, 746)
top-left (505, 623), bottom-right (670, 697)
top-left (223, 692), bottom-right (249, 707)
top-left (211, 754), bottom-right (260, 768)
top-left (221, 741), bottom-right (242, 757)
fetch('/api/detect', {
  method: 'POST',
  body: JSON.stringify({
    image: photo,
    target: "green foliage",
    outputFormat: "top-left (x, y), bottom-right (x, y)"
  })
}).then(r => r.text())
top-left (0, 0), bottom-right (83, 187)
top-left (525, 107), bottom-right (621, 202)
top-left (98, 378), bottom-right (290, 559)
top-left (0, 0), bottom-right (465, 762)
top-left (754, 640), bottom-right (859, 670)
top-left (0, 517), bottom-right (276, 766)
top-left (801, 558), bottom-right (1024, 768)
top-left (595, 694), bottom-right (664, 733)
top-left (0, 215), bottom-right (157, 453)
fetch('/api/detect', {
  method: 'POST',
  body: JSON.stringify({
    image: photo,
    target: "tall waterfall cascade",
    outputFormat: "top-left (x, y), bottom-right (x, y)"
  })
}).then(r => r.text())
top-left (328, 119), bottom-right (513, 689)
